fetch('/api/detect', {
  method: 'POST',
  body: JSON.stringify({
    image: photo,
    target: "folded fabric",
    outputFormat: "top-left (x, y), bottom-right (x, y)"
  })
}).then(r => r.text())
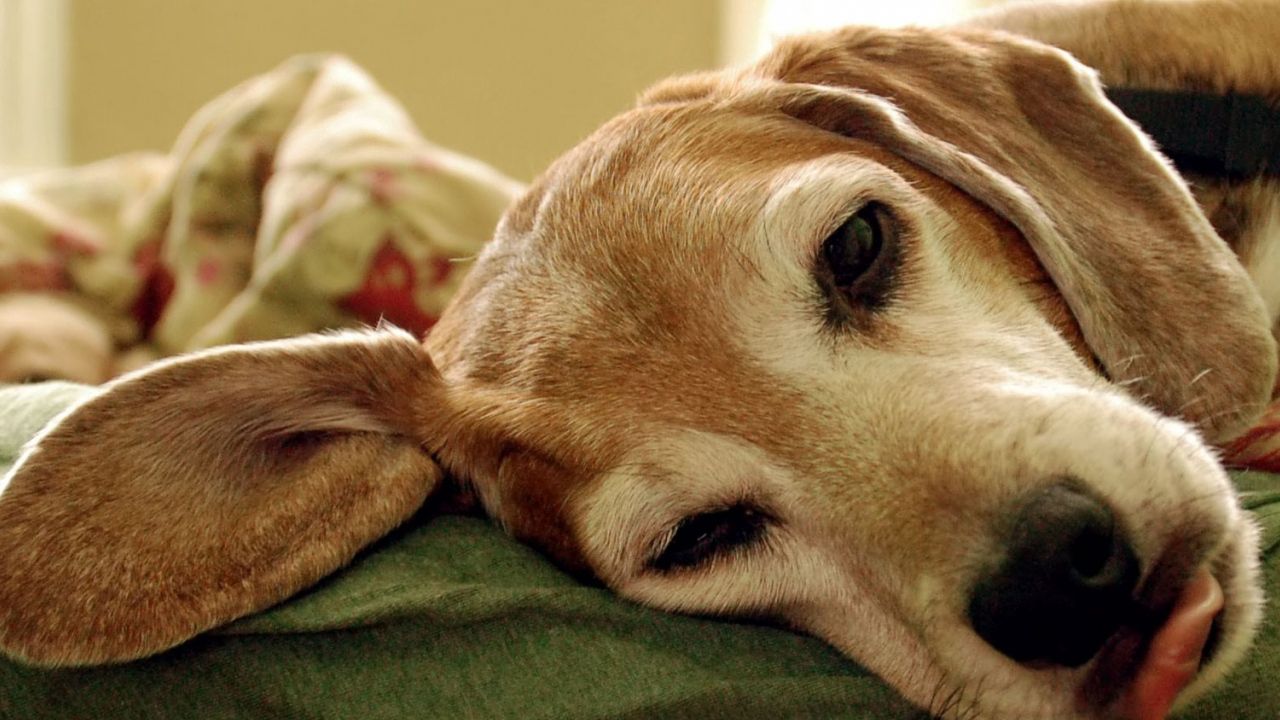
top-left (0, 54), bottom-right (522, 373)
top-left (0, 382), bottom-right (1275, 719)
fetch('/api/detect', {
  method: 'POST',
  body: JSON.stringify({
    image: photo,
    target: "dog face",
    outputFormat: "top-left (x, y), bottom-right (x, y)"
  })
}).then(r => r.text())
top-left (0, 24), bottom-right (1275, 720)
top-left (424, 47), bottom-right (1266, 716)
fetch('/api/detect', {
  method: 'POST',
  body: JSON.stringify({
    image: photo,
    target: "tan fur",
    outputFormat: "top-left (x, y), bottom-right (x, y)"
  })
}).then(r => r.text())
top-left (965, 0), bottom-right (1280, 100)
top-left (0, 3), bottom-right (1275, 720)
top-left (0, 329), bottom-right (444, 665)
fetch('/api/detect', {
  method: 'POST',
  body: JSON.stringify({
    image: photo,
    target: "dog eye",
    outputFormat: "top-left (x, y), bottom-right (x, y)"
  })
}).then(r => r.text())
top-left (824, 205), bottom-right (884, 284)
top-left (650, 504), bottom-right (770, 572)
top-left (815, 203), bottom-right (896, 320)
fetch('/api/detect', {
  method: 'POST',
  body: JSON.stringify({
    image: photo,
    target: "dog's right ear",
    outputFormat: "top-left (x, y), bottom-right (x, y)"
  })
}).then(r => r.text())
top-left (748, 25), bottom-right (1277, 442)
top-left (0, 328), bottom-right (450, 667)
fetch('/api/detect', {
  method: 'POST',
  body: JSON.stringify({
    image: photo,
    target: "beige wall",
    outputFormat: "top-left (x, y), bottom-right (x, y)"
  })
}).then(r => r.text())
top-left (68, 1), bottom-right (720, 181)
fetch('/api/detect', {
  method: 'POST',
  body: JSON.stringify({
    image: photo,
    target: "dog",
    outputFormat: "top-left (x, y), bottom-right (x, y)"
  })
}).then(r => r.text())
top-left (0, 1), bottom-right (1276, 719)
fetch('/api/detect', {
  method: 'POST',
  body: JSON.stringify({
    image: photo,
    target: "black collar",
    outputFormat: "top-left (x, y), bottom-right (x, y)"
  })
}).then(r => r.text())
top-left (1104, 88), bottom-right (1280, 178)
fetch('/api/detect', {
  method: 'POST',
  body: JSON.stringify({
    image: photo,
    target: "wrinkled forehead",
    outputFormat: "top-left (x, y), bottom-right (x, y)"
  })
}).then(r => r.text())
top-left (504, 104), bottom-right (807, 297)
top-left (446, 99), bottom-right (942, 451)
top-left (495, 100), bottom-right (921, 350)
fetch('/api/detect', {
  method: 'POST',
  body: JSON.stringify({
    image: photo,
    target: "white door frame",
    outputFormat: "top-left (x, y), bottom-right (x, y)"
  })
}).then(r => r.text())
top-left (0, 0), bottom-right (67, 172)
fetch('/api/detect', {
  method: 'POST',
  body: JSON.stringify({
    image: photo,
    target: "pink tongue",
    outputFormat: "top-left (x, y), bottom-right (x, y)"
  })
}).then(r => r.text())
top-left (1120, 570), bottom-right (1224, 720)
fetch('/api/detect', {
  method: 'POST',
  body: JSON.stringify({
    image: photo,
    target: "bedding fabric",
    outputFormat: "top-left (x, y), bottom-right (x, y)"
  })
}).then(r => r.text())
top-left (0, 54), bottom-right (522, 360)
top-left (0, 382), bottom-right (1276, 719)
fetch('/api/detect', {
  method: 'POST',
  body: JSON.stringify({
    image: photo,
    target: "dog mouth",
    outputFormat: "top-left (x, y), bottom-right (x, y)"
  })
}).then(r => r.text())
top-left (1077, 565), bottom-right (1226, 719)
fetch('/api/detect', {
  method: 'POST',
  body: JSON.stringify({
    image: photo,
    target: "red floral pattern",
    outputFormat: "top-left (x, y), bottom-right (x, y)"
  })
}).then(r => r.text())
top-left (1222, 401), bottom-right (1280, 472)
top-left (129, 240), bottom-right (176, 336)
top-left (338, 237), bottom-right (439, 334)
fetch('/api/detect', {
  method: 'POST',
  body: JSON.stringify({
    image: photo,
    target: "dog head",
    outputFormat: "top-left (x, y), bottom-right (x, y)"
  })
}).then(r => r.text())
top-left (0, 24), bottom-right (1274, 720)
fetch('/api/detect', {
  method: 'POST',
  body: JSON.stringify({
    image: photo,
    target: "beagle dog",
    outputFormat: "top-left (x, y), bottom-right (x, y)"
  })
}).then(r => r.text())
top-left (1, 1), bottom-right (1277, 719)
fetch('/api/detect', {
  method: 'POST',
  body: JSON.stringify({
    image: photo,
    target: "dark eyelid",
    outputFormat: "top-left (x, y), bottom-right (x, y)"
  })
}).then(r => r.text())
top-left (649, 503), bottom-right (771, 573)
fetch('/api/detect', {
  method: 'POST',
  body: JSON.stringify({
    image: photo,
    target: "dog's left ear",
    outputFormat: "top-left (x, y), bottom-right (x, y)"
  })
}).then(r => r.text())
top-left (0, 328), bottom-right (450, 666)
top-left (748, 25), bottom-right (1277, 442)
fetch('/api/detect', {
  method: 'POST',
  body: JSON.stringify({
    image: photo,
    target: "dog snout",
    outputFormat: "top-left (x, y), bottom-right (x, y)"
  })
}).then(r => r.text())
top-left (967, 479), bottom-right (1140, 668)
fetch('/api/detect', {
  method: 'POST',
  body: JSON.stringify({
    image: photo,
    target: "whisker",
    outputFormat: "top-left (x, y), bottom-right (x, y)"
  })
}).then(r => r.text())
top-left (1187, 367), bottom-right (1214, 387)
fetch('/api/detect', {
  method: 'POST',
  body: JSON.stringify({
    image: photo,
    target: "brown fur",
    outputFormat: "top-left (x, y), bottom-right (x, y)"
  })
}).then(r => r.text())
top-left (0, 329), bottom-right (443, 665)
top-left (968, 0), bottom-right (1280, 336)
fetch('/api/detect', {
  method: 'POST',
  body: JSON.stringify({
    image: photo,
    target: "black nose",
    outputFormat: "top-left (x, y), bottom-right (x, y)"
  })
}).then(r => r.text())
top-left (967, 480), bottom-right (1139, 667)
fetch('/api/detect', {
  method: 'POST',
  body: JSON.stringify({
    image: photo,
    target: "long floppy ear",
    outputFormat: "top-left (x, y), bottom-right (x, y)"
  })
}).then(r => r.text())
top-left (746, 25), bottom-right (1276, 442)
top-left (0, 328), bottom-right (447, 666)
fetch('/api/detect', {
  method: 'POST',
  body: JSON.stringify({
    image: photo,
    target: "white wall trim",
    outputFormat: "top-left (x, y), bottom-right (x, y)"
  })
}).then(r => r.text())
top-left (0, 0), bottom-right (68, 172)
top-left (719, 0), bottom-right (768, 67)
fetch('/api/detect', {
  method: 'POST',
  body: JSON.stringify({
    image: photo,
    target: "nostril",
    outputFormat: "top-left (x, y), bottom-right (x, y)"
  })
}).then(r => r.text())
top-left (1068, 511), bottom-right (1131, 589)
top-left (968, 479), bottom-right (1140, 668)
top-left (1069, 523), bottom-right (1114, 578)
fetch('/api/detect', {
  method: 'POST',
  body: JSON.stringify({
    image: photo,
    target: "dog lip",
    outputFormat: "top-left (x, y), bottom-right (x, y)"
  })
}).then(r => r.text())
top-left (1118, 570), bottom-right (1223, 720)
top-left (1079, 545), bottom-right (1197, 706)
top-left (1075, 565), bottom-right (1224, 715)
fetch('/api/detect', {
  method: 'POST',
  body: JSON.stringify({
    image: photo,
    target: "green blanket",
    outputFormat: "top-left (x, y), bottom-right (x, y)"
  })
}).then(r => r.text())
top-left (0, 383), bottom-right (1276, 719)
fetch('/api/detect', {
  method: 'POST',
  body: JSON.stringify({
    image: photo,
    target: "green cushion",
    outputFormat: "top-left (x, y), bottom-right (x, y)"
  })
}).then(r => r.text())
top-left (0, 383), bottom-right (1275, 719)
